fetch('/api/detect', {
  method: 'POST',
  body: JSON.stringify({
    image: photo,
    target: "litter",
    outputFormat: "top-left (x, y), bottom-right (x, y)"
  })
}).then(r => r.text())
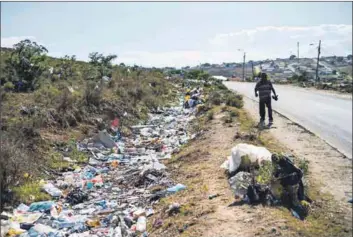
top-left (43, 183), bottom-right (62, 198)
top-left (222, 143), bottom-right (272, 174)
top-left (229, 172), bottom-right (252, 198)
top-left (3, 92), bottom-right (201, 236)
top-left (66, 188), bottom-right (88, 205)
top-left (166, 184), bottom-right (187, 194)
top-left (28, 201), bottom-right (55, 212)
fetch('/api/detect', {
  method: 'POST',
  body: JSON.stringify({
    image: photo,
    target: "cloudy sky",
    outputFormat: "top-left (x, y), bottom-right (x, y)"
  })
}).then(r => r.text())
top-left (1, 2), bottom-right (352, 68)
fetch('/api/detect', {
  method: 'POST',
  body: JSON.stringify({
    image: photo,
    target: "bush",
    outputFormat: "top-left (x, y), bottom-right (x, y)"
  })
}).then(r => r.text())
top-left (206, 110), bottom-right (214, 120)
top-left (3, 81), bottom-right (14, 91)
top-left (208, 91), bottom-right (222, 105)
top-left (84, 81), bottom-right (103, 106)
top-left (298, 158), bottom-right (309, 176)
top-left (225, 93), bottom-right (243, 108)
top-left (13, 182), bottom-right (51, 204)
top-left (0, 136), bottom-right (37, 210)
top-left (222, 114), bottom-right (233, 123)
top-left (229, 109), bottom-right (239, 117)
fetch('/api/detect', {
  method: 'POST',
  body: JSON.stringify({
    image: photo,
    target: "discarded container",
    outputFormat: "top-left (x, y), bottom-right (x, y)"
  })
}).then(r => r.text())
top-left (136, 216), bottom-right (147, 232)
top-left (167, 184), bottom-right (186, 194)
top-left (208, 194), bottom-right (220, 200)
top-left (146, 208), bottom-right (154, 217)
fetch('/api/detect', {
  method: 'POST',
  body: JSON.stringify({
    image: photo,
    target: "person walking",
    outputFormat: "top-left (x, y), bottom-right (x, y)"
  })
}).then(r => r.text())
top-left (254, 73), bottom-right (278, 128)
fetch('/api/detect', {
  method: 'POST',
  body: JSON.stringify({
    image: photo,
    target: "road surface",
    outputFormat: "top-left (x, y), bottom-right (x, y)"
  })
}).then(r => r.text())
top-left (224, 82), bottom-right (352, 159)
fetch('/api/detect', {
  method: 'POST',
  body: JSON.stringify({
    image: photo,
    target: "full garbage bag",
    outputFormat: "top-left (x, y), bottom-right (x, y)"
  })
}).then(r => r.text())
top-left (222, 143), bottom-right (272, 174)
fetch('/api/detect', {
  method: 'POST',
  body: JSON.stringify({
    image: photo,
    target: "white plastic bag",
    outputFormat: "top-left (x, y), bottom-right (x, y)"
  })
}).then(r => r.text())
top-left (228, 143), bottom-right (272, 173)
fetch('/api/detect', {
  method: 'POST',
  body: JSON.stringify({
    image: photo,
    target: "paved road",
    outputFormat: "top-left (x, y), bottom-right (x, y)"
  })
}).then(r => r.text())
top-left (224, 82), bottom-right (352, 159)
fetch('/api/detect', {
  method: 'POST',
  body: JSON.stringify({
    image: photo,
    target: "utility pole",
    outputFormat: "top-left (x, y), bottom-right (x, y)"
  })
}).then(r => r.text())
top-left (297, 42), bottom-right (300, 64)
top-left (251, 61), bottom-right (254, 79)
top-left (242, 52), bottom-right (246, 81)
top-left (315, 40), bottom-right (321, 82)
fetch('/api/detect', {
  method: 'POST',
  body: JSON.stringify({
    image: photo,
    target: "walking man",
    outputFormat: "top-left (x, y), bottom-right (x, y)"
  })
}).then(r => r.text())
top-left (255, 73), bottom-right (278, 128)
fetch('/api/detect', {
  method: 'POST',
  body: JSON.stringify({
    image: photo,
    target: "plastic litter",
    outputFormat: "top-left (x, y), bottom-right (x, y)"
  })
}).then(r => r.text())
top-left (98, 130), bottom-right (116, 148)
top-left (136, 216), bottom-right (147, 232)
top-left (166, 184), bottom-right (186, 194)
top-left (43, 183), bottom-right (62, 197)
top-left (28, 201), bottom-right (55, 212)
top-left (222, 143), bottom-right (272, 174)
top-left (229, 172), bottom-right (252, 198)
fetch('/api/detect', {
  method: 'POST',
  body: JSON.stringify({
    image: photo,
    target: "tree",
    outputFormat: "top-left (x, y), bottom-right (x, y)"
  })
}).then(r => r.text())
top-left (332, 70), bottom-right (337, 75)
top-left (4, 39), bottom-right (48, 91)
top-left (347, 54), bottom-right (353, 60)
top-left (289, 55), bottom-right (296, 60)
top-left (337, 56), bottom-right (344, 62)
top-left (54, 55), bottom-right (77, 81)
top-left (88, 52), bottom-right (117, 78)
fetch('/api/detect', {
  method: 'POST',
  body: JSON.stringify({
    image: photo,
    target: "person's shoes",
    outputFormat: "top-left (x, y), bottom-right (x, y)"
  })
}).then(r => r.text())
top-left (268, 121), bottom-right (273, 128)
top-left (258, 120), bottom-right (265, 128)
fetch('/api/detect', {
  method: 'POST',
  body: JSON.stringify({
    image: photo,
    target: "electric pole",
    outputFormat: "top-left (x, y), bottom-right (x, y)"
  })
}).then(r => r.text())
top-left (297, 42), bottom-right (299, 64)
top-left (242, 52), bottom-right (246, 81)
top-left (315, 40), bottom-right (321, 82)
top-left (251, 61), bottom-right (254, 79)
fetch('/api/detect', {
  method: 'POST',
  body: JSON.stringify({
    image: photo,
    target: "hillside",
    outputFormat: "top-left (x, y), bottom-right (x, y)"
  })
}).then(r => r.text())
top-left (0, 40), bottom-right (180, 209)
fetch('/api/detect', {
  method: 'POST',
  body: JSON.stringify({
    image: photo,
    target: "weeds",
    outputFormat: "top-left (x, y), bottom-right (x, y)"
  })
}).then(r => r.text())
top-left (298, 158), bottom-right (310, 176)
top-left (206, 110), bottom-right (214, 120)
top-left (13, 181), bottom-right (51, 204)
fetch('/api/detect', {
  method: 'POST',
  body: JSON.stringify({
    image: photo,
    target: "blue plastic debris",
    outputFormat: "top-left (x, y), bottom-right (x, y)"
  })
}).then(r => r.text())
top-left (166, 184), bottom-right (186, 194)
top-left (28, 201), bottom-right (55, 212)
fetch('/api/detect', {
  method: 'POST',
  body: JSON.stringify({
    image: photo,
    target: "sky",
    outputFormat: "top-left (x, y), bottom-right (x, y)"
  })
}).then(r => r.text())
top-left (1, 2), bottom-right (352, 68)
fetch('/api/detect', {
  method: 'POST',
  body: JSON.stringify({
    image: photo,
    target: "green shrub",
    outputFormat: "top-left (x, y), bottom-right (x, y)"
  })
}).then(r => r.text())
top-left (13, 182), bottom-right (51, 204)
top-left (208, 91), bottom-right (222, 105)
top-left (225, 93), bottom-right (243, 108)
top-left (229, 109), bottom-right (239, 117)
top-left (206, 110), bottom-right (214, 120)
top-left (3, 81), bottom-right (14, 90)
top-left (298, 158), bottom-right (310, 176)
top-left (222, 114), bottom-right (233, 123)
top-left (221, 105), bottom-right (228, 112)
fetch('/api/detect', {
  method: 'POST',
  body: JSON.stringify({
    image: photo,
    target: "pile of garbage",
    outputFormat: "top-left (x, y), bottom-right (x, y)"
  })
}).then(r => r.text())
top-left (183, 87), bottom-right (204, 109)
top-left (221, 143), bottom-right (311, 220)
top-left (1, 95), bottom-right (200, 237)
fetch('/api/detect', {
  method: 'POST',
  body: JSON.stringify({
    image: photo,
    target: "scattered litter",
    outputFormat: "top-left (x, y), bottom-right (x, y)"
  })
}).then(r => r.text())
top-left (166, 203), bottom-right (181, 216)
top-left (43, 183), bottom-right (62, 197)
top-left (208, 194), bottom-right (220, 200)
top-left (166, 184), bottom-right (187, 194)
top-left (3, 94), bottom-right (201, 237)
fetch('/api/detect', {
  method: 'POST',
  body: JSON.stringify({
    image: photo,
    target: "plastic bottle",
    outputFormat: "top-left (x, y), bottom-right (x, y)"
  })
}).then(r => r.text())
top-left (136, 216), bottom-right (146, 232)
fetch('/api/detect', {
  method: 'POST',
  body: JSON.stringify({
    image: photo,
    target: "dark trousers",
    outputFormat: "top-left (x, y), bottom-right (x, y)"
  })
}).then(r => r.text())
top-left (259, 98), bottom-right (273, 122)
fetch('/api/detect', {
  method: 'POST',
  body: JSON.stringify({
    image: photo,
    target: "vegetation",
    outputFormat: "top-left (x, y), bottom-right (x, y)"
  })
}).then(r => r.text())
top-left (0, 39), bottom-right (178, 209)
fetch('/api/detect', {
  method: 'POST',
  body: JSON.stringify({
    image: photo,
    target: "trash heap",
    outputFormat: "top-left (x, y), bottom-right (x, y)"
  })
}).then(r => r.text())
top-left (221, 143), bottom-right (311, 220)
top-left (183, 87), bottom-right (204, 109)
top-left (1, 96), bottom-right (200, 237)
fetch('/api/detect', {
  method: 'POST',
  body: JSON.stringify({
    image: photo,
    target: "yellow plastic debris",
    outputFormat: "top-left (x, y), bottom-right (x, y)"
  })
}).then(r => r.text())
top-left (86, 219), bottom-right (101, 228)
top-left (7, 228), bottom-right (26, 236)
